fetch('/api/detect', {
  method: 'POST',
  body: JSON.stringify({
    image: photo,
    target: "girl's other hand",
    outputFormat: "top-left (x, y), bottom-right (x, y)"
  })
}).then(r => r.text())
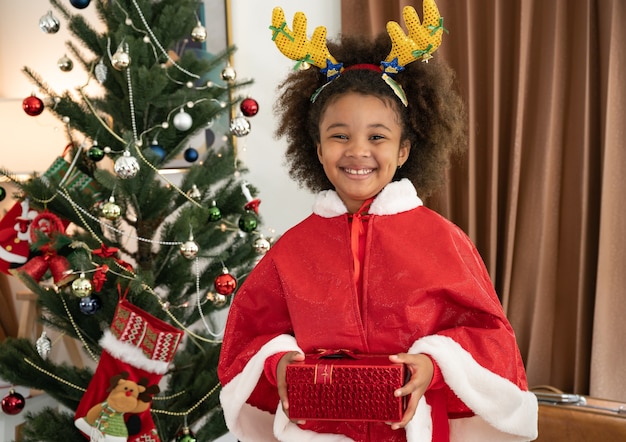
top-left (386, 353), bottom-right (434, 430)
top-left (276, 351), bottom-right (306, 423)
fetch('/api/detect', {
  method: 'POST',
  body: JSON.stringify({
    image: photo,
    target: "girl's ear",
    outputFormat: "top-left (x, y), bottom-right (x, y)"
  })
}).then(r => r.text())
top-left (316, 143), bottom-right (323, 162)
top-left (398, 139), bottom-right (411, 167)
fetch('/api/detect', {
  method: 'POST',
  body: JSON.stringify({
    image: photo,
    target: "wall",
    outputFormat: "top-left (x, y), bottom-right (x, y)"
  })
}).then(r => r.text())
top-left (231, 0), bottom-right (340, 234)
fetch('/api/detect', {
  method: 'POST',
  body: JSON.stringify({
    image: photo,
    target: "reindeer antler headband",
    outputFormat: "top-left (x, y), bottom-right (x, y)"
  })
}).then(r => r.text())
top-left (269, 0), bottom-right (448, 106)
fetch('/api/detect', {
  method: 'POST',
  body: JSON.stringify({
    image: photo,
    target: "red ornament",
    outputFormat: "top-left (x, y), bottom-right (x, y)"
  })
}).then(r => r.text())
top-left (22, 95), bottom-right (45, 116)
top-left (240, 97), bottom-right (259, 117)
top-left (1, 389), bottom-right (26, 415)
top-left (214, 268), bottom-right (237, 296)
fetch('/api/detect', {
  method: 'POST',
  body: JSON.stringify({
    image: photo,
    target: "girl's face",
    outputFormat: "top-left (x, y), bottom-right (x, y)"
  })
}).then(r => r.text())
top-left (317, 92), bottom-right (410, 214)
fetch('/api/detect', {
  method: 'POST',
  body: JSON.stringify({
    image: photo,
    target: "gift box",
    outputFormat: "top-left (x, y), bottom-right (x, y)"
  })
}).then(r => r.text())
top-left (286, 352), bottom-right (408, 422)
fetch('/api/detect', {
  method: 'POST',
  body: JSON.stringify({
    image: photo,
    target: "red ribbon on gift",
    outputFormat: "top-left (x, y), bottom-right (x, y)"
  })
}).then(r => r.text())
top-left (314, 363), bottom-right (334, 385)
top-left (313, 349), bottom-right (359, 360)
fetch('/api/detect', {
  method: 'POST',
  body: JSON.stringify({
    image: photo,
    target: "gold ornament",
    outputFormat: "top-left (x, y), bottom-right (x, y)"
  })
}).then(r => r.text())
top-left (71, 273), bottom-right (93, 298)
top-left (57, 54), bottom-right (73, 72)
top-left (101, 196), bottom-right (122, 220)
top-left (111, 46), bottom-right (131, 70)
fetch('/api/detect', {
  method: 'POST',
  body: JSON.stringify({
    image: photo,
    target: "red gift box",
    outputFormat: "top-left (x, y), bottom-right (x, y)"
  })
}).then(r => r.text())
top-left (286, 352), bottom-right (408, 422)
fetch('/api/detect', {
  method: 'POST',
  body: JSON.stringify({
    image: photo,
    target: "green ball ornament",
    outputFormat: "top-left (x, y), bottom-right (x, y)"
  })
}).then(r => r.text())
top-left (87, 145), bottom-right (105, 162)
top-left (238, 211), bottom-right (258, 233)
top-left (175, 427), bottom-right (197, 442)
top-left (0, 186), bottom-right (6, 202)
top-left (207, 203), bottom-right (222, 222)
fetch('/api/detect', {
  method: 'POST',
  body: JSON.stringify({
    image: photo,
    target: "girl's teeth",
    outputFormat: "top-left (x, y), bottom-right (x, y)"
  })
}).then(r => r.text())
top-left (345, 168), bottom-right (372, 175)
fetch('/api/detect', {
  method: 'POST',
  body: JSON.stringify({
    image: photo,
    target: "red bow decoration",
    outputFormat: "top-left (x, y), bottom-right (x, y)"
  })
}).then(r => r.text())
top-left (92, 264), bottom-right (109, 292)
top-left (92, 243), bottom-right (134, 274)
top-left (92, 244), bottom-right (119, 258)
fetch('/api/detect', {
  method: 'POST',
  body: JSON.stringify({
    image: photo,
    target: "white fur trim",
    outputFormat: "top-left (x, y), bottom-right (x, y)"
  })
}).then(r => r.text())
top-left (404, 396), bottom-right (432, 441)
top-left (99, 330), bottom-right (170, 375)
top-left (369, 179), bottom-right (423, 215)
top-left (274, 404), bottom-right (355, 441)
top-left (408, 335), bottom-right (538, 441)
top-left (312, 190), bottom-right (348, 218)
top-left (220, 334), bottom-right (302, 442)
top-left (312, 179), bottom-right (422, 218)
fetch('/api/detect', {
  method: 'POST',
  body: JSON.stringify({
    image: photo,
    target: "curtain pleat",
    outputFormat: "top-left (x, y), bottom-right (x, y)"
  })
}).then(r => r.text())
top-left (341, 0), bottom-right (625, 400)
top-left (590, 0), bottom-right (626, 401)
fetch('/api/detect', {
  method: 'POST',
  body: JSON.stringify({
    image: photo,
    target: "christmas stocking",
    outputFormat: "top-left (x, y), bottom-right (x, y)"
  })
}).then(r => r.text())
top-left (74, 299), bottom-right (183, 442)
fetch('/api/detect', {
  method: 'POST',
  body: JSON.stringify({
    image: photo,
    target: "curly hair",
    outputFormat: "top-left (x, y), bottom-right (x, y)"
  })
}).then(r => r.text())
top-left (274, 32), bottom-right (467, 197)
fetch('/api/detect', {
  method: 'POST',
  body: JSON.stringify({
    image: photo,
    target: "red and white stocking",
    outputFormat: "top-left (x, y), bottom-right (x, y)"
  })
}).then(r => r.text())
top-left (74, 299), bottom-right (183, 442)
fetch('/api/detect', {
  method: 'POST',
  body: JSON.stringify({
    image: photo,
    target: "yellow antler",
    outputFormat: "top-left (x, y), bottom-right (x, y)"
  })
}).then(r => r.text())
top-left (383, 0), bottom-right (446, 71)
top-left (270, 7), bottom-right (341, 77)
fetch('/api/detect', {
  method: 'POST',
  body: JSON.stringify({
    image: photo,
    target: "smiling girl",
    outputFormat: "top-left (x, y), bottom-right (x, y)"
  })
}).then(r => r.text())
top-left (218, 3), bottom-right (537, 441)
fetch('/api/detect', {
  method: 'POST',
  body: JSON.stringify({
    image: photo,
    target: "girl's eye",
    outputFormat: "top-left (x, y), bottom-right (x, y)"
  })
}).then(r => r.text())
top-left (370, 135), bottom-right (385, 141)
top-left (331, 134), bottom-right (348, 140)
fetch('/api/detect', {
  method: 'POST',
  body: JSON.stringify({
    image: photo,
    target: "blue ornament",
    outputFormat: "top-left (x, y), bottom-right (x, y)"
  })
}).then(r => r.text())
top-left (184, 147), bottom-right (199, 162)
top-left (79, 294), bottom-right (101, 315)
top-left (149, 144), bottom-right (166, 162)
top-left (70, 0), bottom-right (91, 9)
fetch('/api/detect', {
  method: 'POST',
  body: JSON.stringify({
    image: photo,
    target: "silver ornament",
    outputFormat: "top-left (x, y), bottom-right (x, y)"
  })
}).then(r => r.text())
top-left (221, 64), bottom-right (237, 83)
top-left (186, 184), bottom-right (202, 199)
top-left (58, 54), bottom-right (73, 72)
top-left (179, 236), bottom-right (199, 259)
top-left (101, 196), bottom-right (122, 220)
top-left (173, 109), bottom-right (193, 131)
top-left (191, 22), bottom-right (207, 43)
top-left (36, 331), bottom-right (52, 359)
top-left (229, 115), bottom-right (251, 137)
top-left (95, 58), bottom-right (108, 83)
top-left (114, 150), bottom-right (140, 179)
top-left (253, 237), bottom-right (271, 255)
top-left (111, 46), bottom-right (131, 70)
top-left (71, 273), bottom-right (93, 298)
top-left (39, 11), bottom-right (60, 34)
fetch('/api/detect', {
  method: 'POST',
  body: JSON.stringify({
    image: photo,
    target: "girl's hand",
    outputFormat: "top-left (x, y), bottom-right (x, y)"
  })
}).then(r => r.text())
top-left (276, 351), bottom-right (305, 423)
top-left (387, 353), bottom-right (434, 430)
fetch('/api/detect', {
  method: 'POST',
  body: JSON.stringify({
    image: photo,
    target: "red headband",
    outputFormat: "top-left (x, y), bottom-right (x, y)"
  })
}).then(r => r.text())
top-left (343, 64), bottom-right (382, 73)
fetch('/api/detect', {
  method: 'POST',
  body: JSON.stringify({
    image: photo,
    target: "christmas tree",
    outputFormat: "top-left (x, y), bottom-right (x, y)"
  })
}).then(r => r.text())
top-left (0, 0), bottom-right (266, 440)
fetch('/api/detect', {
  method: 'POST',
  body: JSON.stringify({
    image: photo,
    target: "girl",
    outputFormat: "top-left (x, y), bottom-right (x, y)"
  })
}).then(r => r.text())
top-left (218, 2), bottom-right (538, 441)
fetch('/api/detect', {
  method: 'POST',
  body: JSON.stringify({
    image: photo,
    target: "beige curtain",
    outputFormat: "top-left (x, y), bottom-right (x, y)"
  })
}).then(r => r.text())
top-left (341, 0), bottom-right (625, 401)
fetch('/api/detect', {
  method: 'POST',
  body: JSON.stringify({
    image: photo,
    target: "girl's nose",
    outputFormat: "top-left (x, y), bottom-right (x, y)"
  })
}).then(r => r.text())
top-left (345, 139), bottom-right (370, 157)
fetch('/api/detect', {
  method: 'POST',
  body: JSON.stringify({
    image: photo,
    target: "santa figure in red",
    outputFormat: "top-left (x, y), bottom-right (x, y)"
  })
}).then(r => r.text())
top-left (0, 199), bottom-right (38, 274)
